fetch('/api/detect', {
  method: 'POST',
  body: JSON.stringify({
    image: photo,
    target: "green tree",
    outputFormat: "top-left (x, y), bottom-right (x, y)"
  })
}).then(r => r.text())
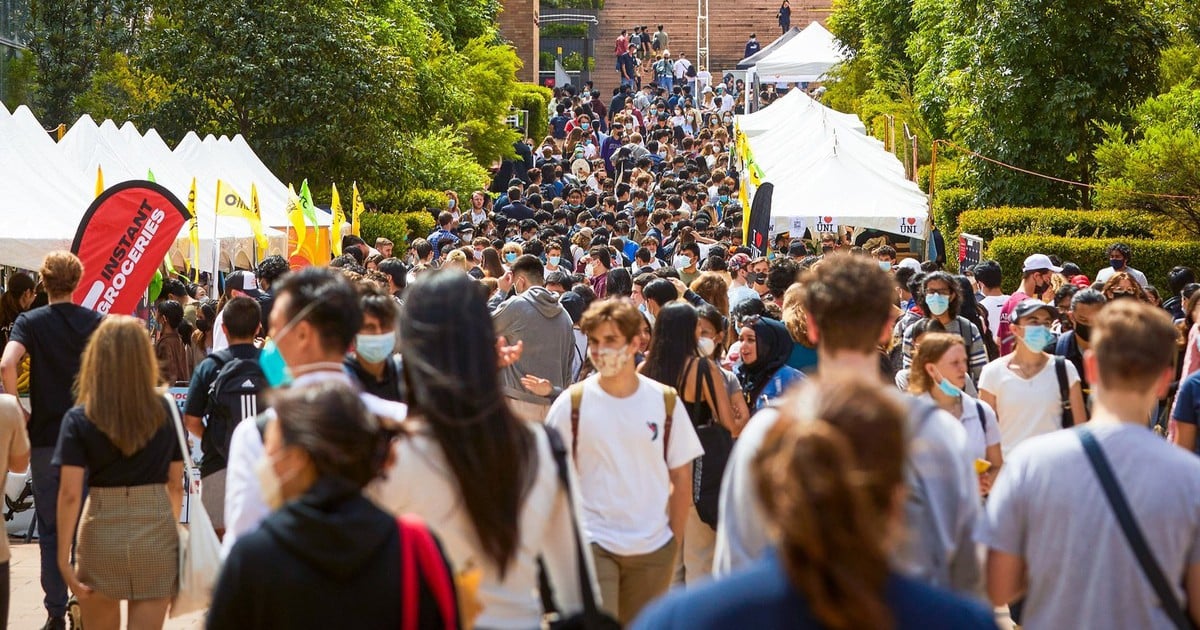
top-left (950, 0), bottom-right (1166, 208)
top-left (1094, 83), bottom-right (1200, 236)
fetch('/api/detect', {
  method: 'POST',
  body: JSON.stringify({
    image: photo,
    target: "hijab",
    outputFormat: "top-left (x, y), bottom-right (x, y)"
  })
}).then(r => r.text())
top-left (738, 316), bottom-right (794, 404)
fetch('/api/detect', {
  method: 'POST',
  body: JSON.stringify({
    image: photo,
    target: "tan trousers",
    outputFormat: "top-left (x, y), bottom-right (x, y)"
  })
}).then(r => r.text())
top-left (506, 397), bottom-right (550, 423)
top-left (591, 538), bottom-right (677, 625)
top-left (672, 505), bottom-right (717, 586)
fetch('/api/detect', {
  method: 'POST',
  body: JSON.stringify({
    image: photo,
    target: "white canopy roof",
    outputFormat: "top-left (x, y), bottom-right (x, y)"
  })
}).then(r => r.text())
top-left (751, 22), bottom-right (844, 84)
top-left (736, 89), bottom-right (928, 238)
top-left (0, 105), bottom-right (293, 272)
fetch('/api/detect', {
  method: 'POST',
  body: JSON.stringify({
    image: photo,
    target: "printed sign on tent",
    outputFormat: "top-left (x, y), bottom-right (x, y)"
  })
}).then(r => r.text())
top-left (898, 216), bottom-right (922, 237)
top-left (814, 215), bottom-right (838, 234)
top-left (72, 181), bottom-right (191, 315)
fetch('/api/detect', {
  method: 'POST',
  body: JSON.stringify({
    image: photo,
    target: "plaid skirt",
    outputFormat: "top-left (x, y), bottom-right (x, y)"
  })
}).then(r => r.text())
top-left (77, 484), bottom-right (178, 601)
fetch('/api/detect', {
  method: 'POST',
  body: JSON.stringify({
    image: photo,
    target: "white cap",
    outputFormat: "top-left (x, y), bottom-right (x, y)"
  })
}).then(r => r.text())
top-left (1022, 253), bottom-right (1063, 274)
top-left (897, 258), bottom-right (921, 271)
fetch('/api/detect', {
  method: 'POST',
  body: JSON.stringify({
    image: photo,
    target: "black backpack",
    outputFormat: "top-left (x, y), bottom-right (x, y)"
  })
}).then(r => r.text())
top-left (685, 63), bottom-right (697, 78)
top-left (204, 350), bottom-right (268, 460)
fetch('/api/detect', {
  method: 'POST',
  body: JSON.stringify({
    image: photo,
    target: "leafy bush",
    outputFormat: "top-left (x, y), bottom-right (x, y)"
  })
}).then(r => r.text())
top-left (933, 187), bottom-right (973, 234)
top-left (957, 208), bottom-right (1159, 242)
top-left (359, 211), bottom-right (438, 257)
top-left (984, 236), bottom-right (1200, 293)
top-left (918, 158), bottom-right (966, 193)
top-left (540, 23), bottom-right (589, 38)
top-left (539, 51), bottom-right (556, 70)
top-left (562, 52), bottom-right (595, 72)
top-left (511, 83), bottom-right (554, 142)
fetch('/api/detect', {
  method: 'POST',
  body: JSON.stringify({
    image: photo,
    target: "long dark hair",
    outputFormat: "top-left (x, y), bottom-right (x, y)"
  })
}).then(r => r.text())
top-left (0, 272), bottom-right (35, 328)
top-left (641, 303), bottom-right (699, 389)
top-left (398, 271), bottom-right (536, 577)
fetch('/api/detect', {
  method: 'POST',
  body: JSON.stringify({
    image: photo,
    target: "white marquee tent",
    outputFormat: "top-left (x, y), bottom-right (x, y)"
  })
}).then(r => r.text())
top-left (749, 21), bottom-right (845, 85)
top-left (736, 89), bottom-right (928, 238)
top-left (0, 102), bottom-right (298, 272)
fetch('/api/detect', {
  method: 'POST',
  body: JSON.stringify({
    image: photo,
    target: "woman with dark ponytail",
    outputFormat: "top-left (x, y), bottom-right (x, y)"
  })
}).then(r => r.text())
top-left (632, 374), bottom-right (994, 630)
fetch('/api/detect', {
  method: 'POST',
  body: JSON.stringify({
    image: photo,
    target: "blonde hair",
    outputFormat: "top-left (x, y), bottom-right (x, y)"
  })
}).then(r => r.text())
top-left (908, 332), bottom-right (964, 394)
top-left (76, 316), bottom-right (166, 456)
top-left (782, 284), bottom-right (812, 348)
top-left (501, 242), bottom-right (524, 258)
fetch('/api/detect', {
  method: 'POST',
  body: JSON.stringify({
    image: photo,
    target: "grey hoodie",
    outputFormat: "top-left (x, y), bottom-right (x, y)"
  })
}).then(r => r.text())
top-left (491, 286), bottom-right (576, 404)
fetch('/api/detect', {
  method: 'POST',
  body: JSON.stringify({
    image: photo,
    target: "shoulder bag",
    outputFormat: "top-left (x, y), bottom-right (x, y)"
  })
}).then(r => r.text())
top-left (1078, 427), bottom-right (1195, 630)
top-left (163, 394), bottom-right (222, 617)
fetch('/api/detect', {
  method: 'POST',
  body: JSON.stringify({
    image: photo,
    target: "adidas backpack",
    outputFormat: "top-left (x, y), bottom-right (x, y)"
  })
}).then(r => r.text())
top-left (204, 350), bottom-right (269, 460)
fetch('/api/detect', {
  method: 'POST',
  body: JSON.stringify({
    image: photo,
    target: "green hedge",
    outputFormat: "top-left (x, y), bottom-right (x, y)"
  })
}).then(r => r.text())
top-left (933, 187), bottom-right (973, 234)
top-left (512, 83), bottom-right (554, 142)
top-left (957, 208), bottom-right (1158, 242)
top-left (984, 235), bottom-right (1200, 293)
top-left (918, 159), bottom-right (966, 193)
top-left (540, 23), bottom-right (589, 38)
top-left (360, 211), bottom-right (438, 257)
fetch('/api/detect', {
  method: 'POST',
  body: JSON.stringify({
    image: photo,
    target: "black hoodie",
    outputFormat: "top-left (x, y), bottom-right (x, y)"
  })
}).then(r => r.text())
top-left (207, 476), bottom-right (455, 629)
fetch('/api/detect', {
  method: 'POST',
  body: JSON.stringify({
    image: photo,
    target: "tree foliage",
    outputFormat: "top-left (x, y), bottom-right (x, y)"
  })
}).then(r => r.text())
top-left (21, 0), bottom-right (526, 209)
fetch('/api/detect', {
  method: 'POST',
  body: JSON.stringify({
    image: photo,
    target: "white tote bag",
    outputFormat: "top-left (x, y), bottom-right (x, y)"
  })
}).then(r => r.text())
top-left (163, 394), bottom-right (222, 617)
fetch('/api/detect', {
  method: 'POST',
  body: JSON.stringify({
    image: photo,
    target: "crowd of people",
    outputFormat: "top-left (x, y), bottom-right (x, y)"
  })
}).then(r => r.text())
top-left (0, 68), bottom-right (1197, 630)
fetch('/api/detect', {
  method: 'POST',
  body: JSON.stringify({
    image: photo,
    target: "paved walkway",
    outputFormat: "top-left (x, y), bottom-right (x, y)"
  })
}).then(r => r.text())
top-left (9, 542), bottom-right (204, 629)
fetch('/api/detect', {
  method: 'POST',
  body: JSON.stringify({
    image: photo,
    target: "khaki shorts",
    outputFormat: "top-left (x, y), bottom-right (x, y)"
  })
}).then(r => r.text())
top-left (201, 468), bottom-right (227, 530)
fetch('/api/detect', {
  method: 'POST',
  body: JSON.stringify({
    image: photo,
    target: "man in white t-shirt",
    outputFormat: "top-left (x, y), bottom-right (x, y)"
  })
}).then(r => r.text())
top-left (973, 260), bottom-right (1008, 338)
top-left (979, 299), bottom-right (1086, 456)
top-left (1094, 242), bottom-right (1150, 287)
top-left (981, 300), bottom-right (1200, 629)
top-left (546, 299), bottom-right (702, 625)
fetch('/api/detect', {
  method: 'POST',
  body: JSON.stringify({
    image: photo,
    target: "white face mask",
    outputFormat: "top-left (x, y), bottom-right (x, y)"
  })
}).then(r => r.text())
top-left (590, 346), bottom-right (631, 377)
top-left (355, 332), bottom-right (396, 364)
top-left (698, 336), bottom-right (716, 357)
top-left (586, 263), bottom-right (597, 277)
top-left (256, 454), bottom-right (285, 511)
top-left (673, 255), bottom-right (692, 270)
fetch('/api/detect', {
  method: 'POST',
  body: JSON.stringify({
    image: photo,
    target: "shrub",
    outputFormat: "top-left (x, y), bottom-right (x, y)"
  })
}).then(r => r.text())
top-left (511, 83), bottom-right (554, 142)
top-left (984, 235), bottom-right (1200, 293)
top-left (918, 158), bottom-right (966, 193)
top-left (933, 188), bottom-right (973, 234)
top-left (957, 208), bottom-right (1158, 243)
top-left (540, 23), bottom-right (589, 38)
top-left (359, 211), bottom-right (438, 258)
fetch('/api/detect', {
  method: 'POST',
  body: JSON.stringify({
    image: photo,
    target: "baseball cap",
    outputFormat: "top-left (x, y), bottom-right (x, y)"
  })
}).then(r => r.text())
top-left (559, 290), bottom-right (585, 324)
top-left (221, 270), bottom-right (262, 299)
top-left (787, 242), bottom-right (807, 257)
top-left (897, 258), bottom-right (922, 272)
top-left (728, 253), bottom-right (752, 272)
top-left (1012, 299), bottom-right (1059, 322)
top-left (1022, 253), bottom-right (1063, 274)
top-left (1069, 274), bottom-right (1092, 289)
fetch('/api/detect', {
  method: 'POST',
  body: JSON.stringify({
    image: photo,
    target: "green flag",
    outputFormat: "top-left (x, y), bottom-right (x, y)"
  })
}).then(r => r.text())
top-left (147, 168), bottom-right (156, 183)
top-left (299, 179), bottom-right (319, 230)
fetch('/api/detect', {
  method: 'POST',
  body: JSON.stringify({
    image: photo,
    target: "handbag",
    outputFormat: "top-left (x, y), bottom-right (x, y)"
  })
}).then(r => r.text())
top-left (538, 425), bottom-right (622, 630)
top-left (688, 358), bottom-right (733, 529)
top-left (163, 394), bottom-right (222, 617)
top-left (1078, 427), bottom-right (1196, 630)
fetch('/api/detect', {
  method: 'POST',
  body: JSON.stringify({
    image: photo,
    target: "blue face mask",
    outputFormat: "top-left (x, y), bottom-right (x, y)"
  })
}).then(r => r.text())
top-left (937, 378), bottom-right (963, 398)
top-left (259, 339), bottom-right (292, 388)
top-left (1021, 324), bottom-right (1055, 351)
top-left (547, 255), bottom-right (561, 266)
top-left (505, 252), bottom-right (518, 264)
top-left (1109, 258), bottom-right (1125, 270)
top-left (925, 293), bottom-right (951, 316)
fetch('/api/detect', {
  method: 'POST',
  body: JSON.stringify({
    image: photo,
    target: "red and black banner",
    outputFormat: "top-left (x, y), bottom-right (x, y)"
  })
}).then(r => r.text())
top-left (71, 181), bottom-right (190, 315)
top-left (747, 182), bottom-right (774, 257)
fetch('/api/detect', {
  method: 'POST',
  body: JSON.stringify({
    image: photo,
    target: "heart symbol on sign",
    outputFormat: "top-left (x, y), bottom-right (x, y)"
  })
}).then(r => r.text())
top-left (823, 216), bottom-right (833, 224)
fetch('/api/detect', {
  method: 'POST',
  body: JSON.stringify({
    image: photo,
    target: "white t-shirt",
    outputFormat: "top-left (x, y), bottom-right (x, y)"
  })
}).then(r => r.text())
top-left (545, 374), bottom-right (703, 556)
top-left (1095, 265), bottom-right (1149, 288)
top-left (979, 294), bottom-right (1008, 337)
top-left (978, 355), bottom-right (1079, 456)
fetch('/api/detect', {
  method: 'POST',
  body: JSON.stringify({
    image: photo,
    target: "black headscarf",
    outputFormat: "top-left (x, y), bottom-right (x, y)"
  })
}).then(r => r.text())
top-left (738, 316), bottom-right (794, 404)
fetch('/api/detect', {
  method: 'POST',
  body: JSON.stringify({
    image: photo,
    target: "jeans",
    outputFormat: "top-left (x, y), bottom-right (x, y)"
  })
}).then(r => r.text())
top-left (31, 447), bottom-right (67, 618)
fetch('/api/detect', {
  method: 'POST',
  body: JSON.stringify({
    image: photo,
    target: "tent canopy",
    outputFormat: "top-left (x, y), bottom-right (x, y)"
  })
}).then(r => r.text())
top-left (736, 27), bottom-right (802, 70)
top-left (751, 21), bottom-right (844, 84)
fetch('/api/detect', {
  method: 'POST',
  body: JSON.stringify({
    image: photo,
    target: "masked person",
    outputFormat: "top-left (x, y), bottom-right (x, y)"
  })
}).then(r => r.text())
top-left (221, 268), bottom-right (406, 557)
top-left (208, 381), bottom-right (458, 629)
top-left (345, 289), bottom-right (405, 403)
top-left (545, 299), bottom-right (703, 625)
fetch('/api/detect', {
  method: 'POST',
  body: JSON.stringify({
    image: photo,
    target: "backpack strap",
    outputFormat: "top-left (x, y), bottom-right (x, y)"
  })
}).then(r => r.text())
top-left (956, 316), bottom-right (974, 351)
top-left (662, 385), bottom-right (676, 463)
top-left (1054, 355), bottom-right (1073, 428)
top-left (1055, 330), bottom-right (1073, 357)
top-left (398, 515), bottom-right (458, 630)
top-left (973, 401), bottom-right (987, 437)
top-left (569, 384), bottom-right (585, 462)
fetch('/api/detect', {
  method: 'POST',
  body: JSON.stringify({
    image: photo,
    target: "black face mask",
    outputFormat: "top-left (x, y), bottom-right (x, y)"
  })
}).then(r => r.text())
top-left (196, 318), bottom-right (212, 333)
top-left (1074, 322), bottom-right (1091, 341)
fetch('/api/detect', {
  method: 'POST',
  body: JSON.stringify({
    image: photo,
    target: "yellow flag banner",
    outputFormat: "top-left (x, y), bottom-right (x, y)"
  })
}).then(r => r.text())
top-left (215, 180), bottom-right (269, 261)
top-left (94, 166), bottom-right (104, 198)
top-left (287, 184), bottom-right (307, 258)
top-left (250, 184), bottom-right (266, 262)
top-left (351, 182), bottom-right (365, 237)
top-left (188, 178), bottom-right (200, 273)
top-left (330, 183), bottom-right (345, 257)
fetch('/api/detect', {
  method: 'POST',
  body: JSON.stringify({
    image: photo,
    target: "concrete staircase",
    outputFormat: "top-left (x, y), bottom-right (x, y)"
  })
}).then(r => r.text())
top-left (591, 0), bottom-right (832, 94)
